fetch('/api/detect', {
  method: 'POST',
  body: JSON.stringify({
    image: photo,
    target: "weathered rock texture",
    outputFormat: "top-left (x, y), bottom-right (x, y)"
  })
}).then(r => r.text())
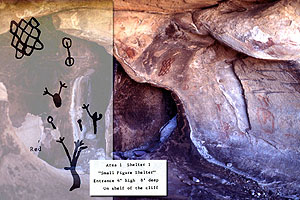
top-left (1, 0), bottom-right (300, 199)
top-left (112, 7), bottom-right (300, 197)
top-left (195, 0), bottom-right (300, 60)
top-left (113, 0), bottom-right (219, 13)
top-left (0, 0), bottom-right (112, 35)
top-left (114, 116), bottom-right (275, 199)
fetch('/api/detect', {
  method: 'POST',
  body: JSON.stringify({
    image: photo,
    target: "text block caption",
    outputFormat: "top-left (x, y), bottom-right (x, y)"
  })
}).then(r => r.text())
top-left (90, 160), bottom-right (167, 196)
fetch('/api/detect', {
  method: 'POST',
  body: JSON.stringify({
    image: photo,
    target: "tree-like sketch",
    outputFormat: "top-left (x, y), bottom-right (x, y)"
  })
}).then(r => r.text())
top-left (56, 137), bottom-right (87, 191)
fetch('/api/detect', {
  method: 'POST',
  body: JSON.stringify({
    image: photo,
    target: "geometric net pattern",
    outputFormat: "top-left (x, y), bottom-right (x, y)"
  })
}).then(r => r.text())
top-left (10, 17), bottom-right (44, 59)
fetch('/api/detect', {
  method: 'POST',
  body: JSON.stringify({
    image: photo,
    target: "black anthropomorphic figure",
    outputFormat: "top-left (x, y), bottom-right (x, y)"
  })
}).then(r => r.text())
top-left (82, 104), bottom-right (102, 135)
top-left (56, 137), bottom-right (87, 191)
top-left (43, 81), bottom-right (67, 108)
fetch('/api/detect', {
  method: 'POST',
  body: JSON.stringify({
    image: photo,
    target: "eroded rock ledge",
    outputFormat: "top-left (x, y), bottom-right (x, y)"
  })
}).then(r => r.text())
top-left (195, 0), bottom-right (300, 60)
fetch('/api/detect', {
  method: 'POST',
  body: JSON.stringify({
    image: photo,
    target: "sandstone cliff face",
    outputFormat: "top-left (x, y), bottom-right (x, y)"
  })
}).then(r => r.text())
top-left (1, 0), bottom-right (300, 199)
top-left (111, 2), bottom-right (300, 197)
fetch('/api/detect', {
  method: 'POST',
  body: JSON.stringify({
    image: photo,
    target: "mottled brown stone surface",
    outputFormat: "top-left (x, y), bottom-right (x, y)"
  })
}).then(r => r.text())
top-left (0, 0), bottom-right (112, 35)
top-left (113, 0), bottom-right (219, 13)
top-left (112, 10), bottom-right (300, 197)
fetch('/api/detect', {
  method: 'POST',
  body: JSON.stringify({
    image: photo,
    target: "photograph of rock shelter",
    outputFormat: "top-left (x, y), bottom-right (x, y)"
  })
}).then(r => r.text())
top-left (1, 0), bottom-right (300, 199)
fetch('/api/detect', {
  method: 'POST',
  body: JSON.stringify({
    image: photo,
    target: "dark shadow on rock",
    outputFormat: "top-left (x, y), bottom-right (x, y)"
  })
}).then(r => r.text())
top-left (113, 58), bottom-right (177, 152)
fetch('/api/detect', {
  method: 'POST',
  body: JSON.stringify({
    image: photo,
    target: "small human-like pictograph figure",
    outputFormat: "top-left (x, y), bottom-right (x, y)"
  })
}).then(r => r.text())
top-left (56, 137), bottom-right (87, 191)
top-left (77, 119), bottom-right (83, 132)
top-left (82, 104), bottom-right (102, 135)
top-left (9, 17), bottom-right (44, 59)
top-left (47, 116), bottom-right (56, 129)
top-left (43, 81), bottom-right (67, 108)
top-left (62, 37), bottom-right (74, 67)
